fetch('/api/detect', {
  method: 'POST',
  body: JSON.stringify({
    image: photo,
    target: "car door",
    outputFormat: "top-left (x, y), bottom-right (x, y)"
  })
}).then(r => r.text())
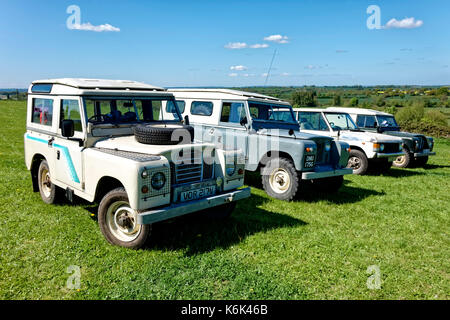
top-left (212, 101), bottom-right (249, 158)
top-left (53, 97), bottom-right (85, 191)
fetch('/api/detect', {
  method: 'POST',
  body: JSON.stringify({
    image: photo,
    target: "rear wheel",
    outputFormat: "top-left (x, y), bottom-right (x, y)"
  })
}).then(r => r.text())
top-left (261, 157), bottom-right (300, 201)
top-left (38, 160), bottom-right (58, 204)
top-left (347, 150), bottom-right (369, 175)
top-left (393, 149), bottom-right (412, 168)
top-left (98, 188), bottom-right (151, 249)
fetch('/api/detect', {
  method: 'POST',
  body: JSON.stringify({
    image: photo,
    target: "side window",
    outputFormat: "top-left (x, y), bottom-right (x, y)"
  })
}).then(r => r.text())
top-left (365, 115), bottom-right (377, 128)
top-left (298, 112), bottom-right (328, 131)
top-left (191, 101), bottom-right (213, 116)
top-left (356, 115), bottom-right (366, 127)
top-left (220, 102), bottom-right (246, 123)
top-left (32, 98), bottom-right (54, 126)
top-left (61, 100), bottom-right (83, 132)
top-left (166, 100), bottom-right (185, 114)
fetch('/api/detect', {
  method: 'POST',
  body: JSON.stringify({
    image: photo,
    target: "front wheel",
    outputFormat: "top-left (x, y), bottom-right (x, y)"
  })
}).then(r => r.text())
top-left (261, 157), bottom-right (300, 201)
top-left (347, 150), bottom-right (369, 175)
top-left (98, 188), bottom-right (151, 249)
top-left (393, 149), bottom-right (412, 168)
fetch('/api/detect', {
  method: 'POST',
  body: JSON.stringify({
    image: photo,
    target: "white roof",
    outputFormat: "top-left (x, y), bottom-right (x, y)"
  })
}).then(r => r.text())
top-left (169, 88), bottom-right (289, 104)
top-left (32, 78), bottom-right (165, 91)
top-left (292, 107), bottom-right (328, 112)
top-left (326, 107), bottom-right (391, 116)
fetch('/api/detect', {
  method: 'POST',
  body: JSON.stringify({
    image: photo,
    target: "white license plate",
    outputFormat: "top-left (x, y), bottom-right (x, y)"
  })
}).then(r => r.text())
top-left (180, 186), bottom-right (216, 202)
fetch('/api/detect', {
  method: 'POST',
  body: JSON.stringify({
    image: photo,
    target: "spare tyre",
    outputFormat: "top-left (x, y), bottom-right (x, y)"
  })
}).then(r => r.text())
top-left (133, 123), bottom-right (195, 145)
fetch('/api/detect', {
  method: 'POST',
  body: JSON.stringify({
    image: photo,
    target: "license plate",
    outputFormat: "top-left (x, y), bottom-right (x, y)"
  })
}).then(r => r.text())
top-left (305, 161), bottom-right (314, 168)
top-left (180, 186), bottom-right (216, 202)
top-left (306, 155), bottom-right (315, 162)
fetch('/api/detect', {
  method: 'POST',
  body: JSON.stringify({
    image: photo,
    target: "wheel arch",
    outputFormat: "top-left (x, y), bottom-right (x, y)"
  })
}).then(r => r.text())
top-left (258, 150), bottom-right (296, 171)
top-left (94, 176), bottom-right (126, 203)
top-left (30, 153), bottom-right (46, 192)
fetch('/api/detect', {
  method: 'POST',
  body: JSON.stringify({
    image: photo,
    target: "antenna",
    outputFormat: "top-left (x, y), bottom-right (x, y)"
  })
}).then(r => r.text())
top-left (264, 49), bottom-right (277, 87)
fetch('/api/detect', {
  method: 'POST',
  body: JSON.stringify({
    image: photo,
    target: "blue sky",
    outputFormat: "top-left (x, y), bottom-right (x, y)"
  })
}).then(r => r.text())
top-left (0, 0), bottom-right (449, 88)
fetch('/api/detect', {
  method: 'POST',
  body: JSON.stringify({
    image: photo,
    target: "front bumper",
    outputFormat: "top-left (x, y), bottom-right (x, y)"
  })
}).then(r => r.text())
top-left (413, 151), bottom-right (436, 157)
top-left (375, 152), bottom-right (404, 159)
top-left (302, 167), bottom-right (353, 180)
top-left (137, 187), bottom-right (251, 225)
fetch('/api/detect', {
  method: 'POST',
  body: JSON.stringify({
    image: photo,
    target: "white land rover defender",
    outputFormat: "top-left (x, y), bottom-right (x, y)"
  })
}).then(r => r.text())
top-left (24, 79), bottom-right (250, 249)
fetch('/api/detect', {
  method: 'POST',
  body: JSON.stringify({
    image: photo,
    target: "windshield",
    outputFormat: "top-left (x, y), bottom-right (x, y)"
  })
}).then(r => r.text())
top-left (324, 112), bottom-right (358, 131)
top-left (84, 97), bottom-right (181, 125)
top-left (377, 115), bottom-right (398, 128)
top-left (248, 102), bottom-right (296, 123)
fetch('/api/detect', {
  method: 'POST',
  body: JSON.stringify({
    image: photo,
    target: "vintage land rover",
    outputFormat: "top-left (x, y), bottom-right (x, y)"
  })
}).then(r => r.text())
top-left (169, 89), bottom-right (353, 201)
top-left (293, 108), bottom-right (404, 175)
top-left (328, 107), bottom-right (436, 168)
top-left (24, 79), bottom-right (250, 249)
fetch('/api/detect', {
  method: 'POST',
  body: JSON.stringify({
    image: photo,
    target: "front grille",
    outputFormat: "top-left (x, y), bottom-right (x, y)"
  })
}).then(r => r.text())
top-left (418, 137), bottom-right (429, 151)
top-left (383, 143), bottom-right (400, 154)
top-left (314, 141), bottom-right (331, 165)
top-left (172, 148), bottom-right (214, 185)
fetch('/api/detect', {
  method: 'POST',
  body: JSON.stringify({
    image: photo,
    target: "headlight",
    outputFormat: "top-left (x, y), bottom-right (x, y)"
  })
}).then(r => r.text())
top-left (325, 142), bottom-right (331, 152)
top-left (373, 143), bottom-right (384, 152)
top-left (399, 143), bottom-right (403, 151)
top-left (428, 139), bottom-right (434, 150)
top-left (226, 165), bottom-right (236, 176)
top-left (151, 172), bottom-right (166, 190)
top-left (380, 144), bottom-right (385, 152)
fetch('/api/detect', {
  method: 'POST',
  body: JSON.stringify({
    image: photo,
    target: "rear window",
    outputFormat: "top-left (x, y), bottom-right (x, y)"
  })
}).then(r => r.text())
top-left (166, 100), bottom-right (186, 113)
top-left (31, 84), bottom-right (53, 93)
top-left (191, 101), bottom-right (213, 116)
top-left (31, 98), bottom-right (54, 126)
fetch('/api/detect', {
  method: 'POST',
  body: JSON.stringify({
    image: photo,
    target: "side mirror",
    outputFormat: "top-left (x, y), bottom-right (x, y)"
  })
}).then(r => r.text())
top-left (240, 117), bottom-right (248, 126)
top-left (184, 115), bottom-right (190, 126)
top-left (61, 119), bottom-right (75, 138)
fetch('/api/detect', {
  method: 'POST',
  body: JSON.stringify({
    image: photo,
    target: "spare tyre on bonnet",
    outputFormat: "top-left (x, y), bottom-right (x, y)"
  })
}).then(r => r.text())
top-left (133, 122), bottom-right (195, 145)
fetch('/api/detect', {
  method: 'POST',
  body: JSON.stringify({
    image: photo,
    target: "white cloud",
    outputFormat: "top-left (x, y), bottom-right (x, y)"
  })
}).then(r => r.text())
top-left (261, 73), bottom-right (268, 77)
top-left (249, 43), bottom-right (269, 49)
top-left (224, 42), bottom-right (248, 49)
top-left (281, 72), bottom-right (290, 76)
top-left (263, 34), bottom-right (289, 43)
top-left (72, 22), bottom-right (120, 32)
top-left (228, 73), bottom-right (238, 77)
top-left (384, 17), bottom-right (423, 29)
top-left (230, 65), bottom-right (247, 71)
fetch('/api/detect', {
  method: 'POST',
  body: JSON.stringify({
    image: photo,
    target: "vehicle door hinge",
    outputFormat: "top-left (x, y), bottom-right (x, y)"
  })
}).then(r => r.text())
top-left (48, 137), bottom-right (55, 146)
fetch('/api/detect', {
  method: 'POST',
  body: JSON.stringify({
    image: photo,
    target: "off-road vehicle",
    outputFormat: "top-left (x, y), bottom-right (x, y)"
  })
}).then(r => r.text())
top-left (24, 79), bottom-right (250, 249)
top-left (169, 89), bottom-right (353, 201)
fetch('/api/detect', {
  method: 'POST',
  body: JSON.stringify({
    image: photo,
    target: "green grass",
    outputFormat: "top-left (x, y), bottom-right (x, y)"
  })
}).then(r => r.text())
top-left (0, 100), bottom-right (449, 300)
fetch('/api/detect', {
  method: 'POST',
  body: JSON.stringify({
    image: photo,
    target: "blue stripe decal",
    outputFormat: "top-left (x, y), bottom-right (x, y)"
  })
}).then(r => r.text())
top-left (26, 134), bottom-right (80, 183)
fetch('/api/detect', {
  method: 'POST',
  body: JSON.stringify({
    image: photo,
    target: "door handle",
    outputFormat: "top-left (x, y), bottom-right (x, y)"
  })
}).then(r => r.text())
top-left (209, 128), bottom-right (215, 135)
top-left (48, 137), bottom-right (55, 146)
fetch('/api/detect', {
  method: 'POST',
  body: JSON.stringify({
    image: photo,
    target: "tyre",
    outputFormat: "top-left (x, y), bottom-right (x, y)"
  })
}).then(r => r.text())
top-left (414, 156), bottom-right (429, 167)
top-left (393, 149), bottom-right (412, 168)
top-left (313, 175), bottom-right (344, 193)
top-left (346, 149), bottom-right (369, 175)
top-left (134, 123), bottom-right (194, 145)
top-left (204, 202), bottom-right (236, 220)
top-left (38, 160), bottom-right (58, 204)
top-left (261, 157), bottom-right (300, 201)
top-left (98, 187), bottom-right (151, 249)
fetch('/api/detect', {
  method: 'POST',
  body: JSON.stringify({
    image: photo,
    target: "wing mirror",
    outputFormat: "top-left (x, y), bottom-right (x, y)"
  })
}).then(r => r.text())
top-left (184, 115), bottom-right (190, 126)
top-left (240, 117), bottom-right (248, 126)
top-left (61, 120), bottom-right (75, 138)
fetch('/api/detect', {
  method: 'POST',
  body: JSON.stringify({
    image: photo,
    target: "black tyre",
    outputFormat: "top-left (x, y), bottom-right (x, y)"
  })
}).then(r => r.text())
top-left (312, 175), bottom-right (344, 193)
top-left (347, 149), bottom-right (369, 175)
top-left (393, 149), bottom-right (412, 168)
top-left (414, 156), bottom-right (429, 167)
top-left (261, 157), bottom-right (300, 201)
top-left (134, 123), bottom-right (194, 145)
top-left (98, 187), bottom-right (151, 249)
top-left (38, 160), bottom-right (58, 204)
top-left (204, 202), bottom-right (236, 220)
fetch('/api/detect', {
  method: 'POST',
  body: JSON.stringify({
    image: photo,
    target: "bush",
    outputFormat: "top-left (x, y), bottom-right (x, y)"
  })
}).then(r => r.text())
top-left (423, 110), bottom-right (448, 126)
top-left (292, 91), bottom-right (317, 107)
top-left (396, 104), bottom-right (424, 124)
top-left (383, 106), bottom-right (398, 115)
top-left (348, 97), bottom-right (359, 107)
top-left (400, 121), bottom-right (450, 138)
top-left (333, 95), bottom-right (342, 106)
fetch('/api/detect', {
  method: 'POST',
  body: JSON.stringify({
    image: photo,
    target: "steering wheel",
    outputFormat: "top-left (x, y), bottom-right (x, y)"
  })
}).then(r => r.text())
top-left (88, 114), bottom-right (106, 122)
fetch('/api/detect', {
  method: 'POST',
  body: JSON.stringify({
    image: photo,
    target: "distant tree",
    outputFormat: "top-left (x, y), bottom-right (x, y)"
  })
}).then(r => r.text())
top-left (333, 94), bottom-right (342, 106)
top-left (292, 91), bottom-right (317, 107)
top-left (349, 97), bottom-right (359, 107)
top-left (436, 87), bottom-right (448, 96)
top-left (375, 96), bottom-right (386, 107)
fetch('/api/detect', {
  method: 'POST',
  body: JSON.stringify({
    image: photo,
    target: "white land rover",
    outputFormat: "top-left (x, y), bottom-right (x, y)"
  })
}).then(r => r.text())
top-left (293, 108), bottom-right (404, 175)
top-left (24, 79), bottom-right (250, 249)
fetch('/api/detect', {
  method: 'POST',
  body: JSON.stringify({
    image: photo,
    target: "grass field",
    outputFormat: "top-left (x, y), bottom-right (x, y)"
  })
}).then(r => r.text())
top-left (0, 100), bottom-right (449, 300)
